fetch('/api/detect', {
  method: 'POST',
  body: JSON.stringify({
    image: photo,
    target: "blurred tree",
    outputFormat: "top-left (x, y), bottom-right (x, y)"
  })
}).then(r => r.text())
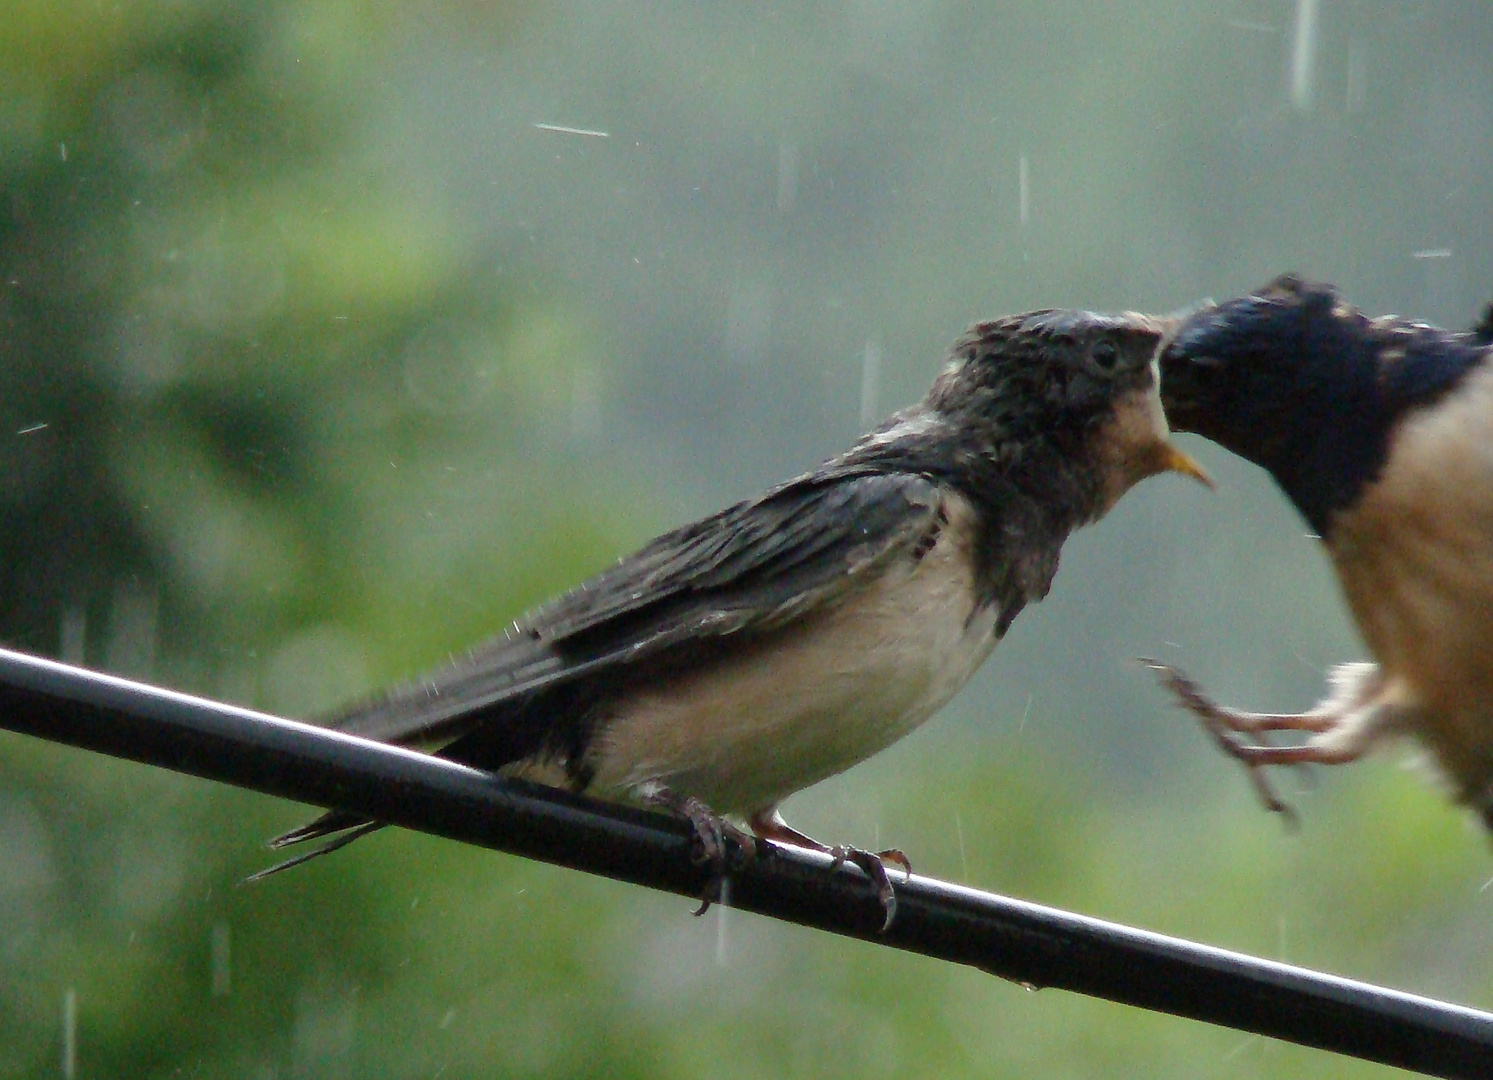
top-left (0, 3), bottom-right (651, 1076)
top-left (0, 0), bottom-right (611, 709)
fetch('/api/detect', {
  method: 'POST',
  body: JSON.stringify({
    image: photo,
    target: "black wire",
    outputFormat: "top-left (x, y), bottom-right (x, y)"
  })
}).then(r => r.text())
top-left (0, 645), bottom-right (1489, 1078)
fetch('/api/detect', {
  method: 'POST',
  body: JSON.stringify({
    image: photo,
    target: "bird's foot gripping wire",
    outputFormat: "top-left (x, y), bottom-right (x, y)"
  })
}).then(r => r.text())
top-left (829, 846), bottom-right (912, 933)
top-left (749, 810), bottom-right (910, 932)
top-left (643, 788), bottom-right (757, 916)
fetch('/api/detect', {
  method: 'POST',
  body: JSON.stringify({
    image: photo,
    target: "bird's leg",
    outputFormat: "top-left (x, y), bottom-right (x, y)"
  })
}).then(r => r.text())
top-left (640, 785), bottom-right (755, 916)
top-left (1145, 660), bottom-right (1384, 821)
top-left (748, 810), bottom-right (910, 932)
top-left (1146, 659), bottom-right (1384, 737)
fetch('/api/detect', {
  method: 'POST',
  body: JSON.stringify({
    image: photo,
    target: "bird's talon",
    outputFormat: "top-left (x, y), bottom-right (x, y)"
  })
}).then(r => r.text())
top-left (877, 848), bottom-right (913, 880)
top-left (691, 862), bottom-right (726, 917)
top-left (642, 788), bottom-right (758, 912)
top-left (1149, 658), bottom-right (1305, 824)
top-left (1255, 774), bottom-right (1298, 825)
top-left (876, 888), bottom-right (898, 933)
top-left (1214, 724), bottom-right (1302, 827)
top-left (828, 845), bottom-right (901, 932)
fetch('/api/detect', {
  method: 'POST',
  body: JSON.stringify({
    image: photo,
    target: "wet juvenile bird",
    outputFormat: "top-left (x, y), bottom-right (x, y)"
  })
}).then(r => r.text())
top-left (1153, 274), bottom-right (1493, 826)
top-left (258, 309), bottom-right (1209, 925)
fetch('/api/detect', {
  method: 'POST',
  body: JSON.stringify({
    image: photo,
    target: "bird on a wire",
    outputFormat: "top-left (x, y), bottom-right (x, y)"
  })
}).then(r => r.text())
top-left (1151, 273), bottom-right (1493, 826)
top-left (255, 308), bottom-right (1211, 928)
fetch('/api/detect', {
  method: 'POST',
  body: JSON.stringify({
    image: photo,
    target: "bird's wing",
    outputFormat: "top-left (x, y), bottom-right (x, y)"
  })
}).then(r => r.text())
top-left (331, 469), bottom-right (945, 748)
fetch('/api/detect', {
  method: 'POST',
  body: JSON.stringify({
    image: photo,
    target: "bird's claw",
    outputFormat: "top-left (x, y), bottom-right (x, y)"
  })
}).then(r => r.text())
top-left (645, 789), bottom-right (755, 917)
top-left (829, 845), bottom-right (911, 932)
top-left (691, 884), bottom-right (717, 918)
top-left (688, 812), bottom-right (756, 917)
top-left (1143, 658), bottom-right (1301, 825)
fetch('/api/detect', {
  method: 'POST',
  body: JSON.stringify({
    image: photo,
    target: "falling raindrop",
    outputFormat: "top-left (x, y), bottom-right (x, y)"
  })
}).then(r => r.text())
top-left (859, 338), bottom-right (882, 426)
top-left (531, 122), bottom-right (609, 138)
top-left (60, 607), bottom-right (86, 666)
top-left (211, 922), bottom-right (231, 997)
top-left (777, 142), bottom-right (799, 212)
top-left (1289, 0), bottom-right (1319, 111)
top-left (1017, 154), bottom-right (1030, 227)
top-left (714, 878), bottom-right (732, 966)
top-left (1222, 1034), bottom-right (1265, 1062)
top-left (62, 988), bottom-right (76, 1080)
top-left (954, 811), bottom-right (969, 882)
top-left (1345, 38), bottom-right (1367, 112)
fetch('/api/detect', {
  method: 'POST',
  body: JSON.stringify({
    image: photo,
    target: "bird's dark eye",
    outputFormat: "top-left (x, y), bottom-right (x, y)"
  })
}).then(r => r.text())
top-left (1089, 340), bottom-right (1121, 372)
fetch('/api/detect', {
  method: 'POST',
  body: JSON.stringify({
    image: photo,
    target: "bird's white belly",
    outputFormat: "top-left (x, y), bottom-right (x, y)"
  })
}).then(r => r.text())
top-left (588, 503), bottom-right (999, 815)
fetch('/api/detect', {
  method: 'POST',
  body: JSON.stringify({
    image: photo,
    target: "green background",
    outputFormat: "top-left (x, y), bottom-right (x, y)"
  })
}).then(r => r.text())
top-left (3, 1), bottom-right (1492, 1076)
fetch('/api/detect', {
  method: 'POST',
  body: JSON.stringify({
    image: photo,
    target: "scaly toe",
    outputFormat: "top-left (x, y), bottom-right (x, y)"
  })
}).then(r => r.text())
top-left (642, 788), bottom-right (757, 915)
top-left (829, 845), bottom-right (902, 932)
top-left (876, 848), bottom-right (912, 880)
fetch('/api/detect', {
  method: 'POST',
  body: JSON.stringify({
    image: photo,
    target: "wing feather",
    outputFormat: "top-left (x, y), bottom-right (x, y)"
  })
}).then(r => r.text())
top-left (332, 470), bottom-right (944, 749)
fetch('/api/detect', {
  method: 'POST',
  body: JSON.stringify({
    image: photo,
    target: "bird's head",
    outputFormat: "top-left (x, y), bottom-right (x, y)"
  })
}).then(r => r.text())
top-left (1159, 273), bottom-right (1487, 538)
top-left (1157, 274), bottom-right (1361, 461)
top-left (921, 308), bottom-right (1212, 515)
top-left (1157, 274), bottom-right (1390, 536)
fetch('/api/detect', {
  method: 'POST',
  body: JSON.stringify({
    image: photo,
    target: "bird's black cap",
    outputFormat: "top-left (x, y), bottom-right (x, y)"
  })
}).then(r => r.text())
top-left (1159, 274), bottom-right (1486, 538)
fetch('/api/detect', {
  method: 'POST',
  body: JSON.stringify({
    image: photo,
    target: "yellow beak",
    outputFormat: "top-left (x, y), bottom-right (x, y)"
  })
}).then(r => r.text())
top-left (1159, 443), bottom-right (1214, 489)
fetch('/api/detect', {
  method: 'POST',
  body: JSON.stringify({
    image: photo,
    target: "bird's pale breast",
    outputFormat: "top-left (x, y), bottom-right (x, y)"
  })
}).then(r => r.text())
top-left (1330, 360), bottom-right (1493, 788)
top-left (585, 491), bottom-right (1000, 815)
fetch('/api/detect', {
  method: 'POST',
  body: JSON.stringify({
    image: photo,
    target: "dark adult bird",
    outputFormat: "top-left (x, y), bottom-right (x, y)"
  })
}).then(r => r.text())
top-left (257, 309), bottom-right (1210, 925)
top-left (1471, 301), bottom-right (1493, 346)
top-left (1152, 274), bottom-right (1493, 826)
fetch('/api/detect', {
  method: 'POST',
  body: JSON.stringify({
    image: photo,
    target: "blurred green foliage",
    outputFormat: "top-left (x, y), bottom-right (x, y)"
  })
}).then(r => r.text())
top-left (0, 0), bottom-right (621, 704)
top-left (2, 1), bottom-right (1493, 1078)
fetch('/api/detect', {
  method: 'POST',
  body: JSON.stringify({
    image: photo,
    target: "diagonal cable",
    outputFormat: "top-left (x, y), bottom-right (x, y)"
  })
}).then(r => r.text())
top-left (0, 645), bottom-right (1488, 1078)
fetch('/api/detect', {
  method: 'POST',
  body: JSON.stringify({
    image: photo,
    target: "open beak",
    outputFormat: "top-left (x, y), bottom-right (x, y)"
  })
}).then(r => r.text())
top-left (1159, 442), bottom-right (1214, 489)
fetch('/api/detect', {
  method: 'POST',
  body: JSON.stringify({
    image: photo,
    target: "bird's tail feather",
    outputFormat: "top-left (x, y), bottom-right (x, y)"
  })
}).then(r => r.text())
top-left (245, 818), bottom-right (386, 882)
top-left (250, 658), bottom-right (566, 881)
top-left (268, 807), bottom-right (369, 848)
